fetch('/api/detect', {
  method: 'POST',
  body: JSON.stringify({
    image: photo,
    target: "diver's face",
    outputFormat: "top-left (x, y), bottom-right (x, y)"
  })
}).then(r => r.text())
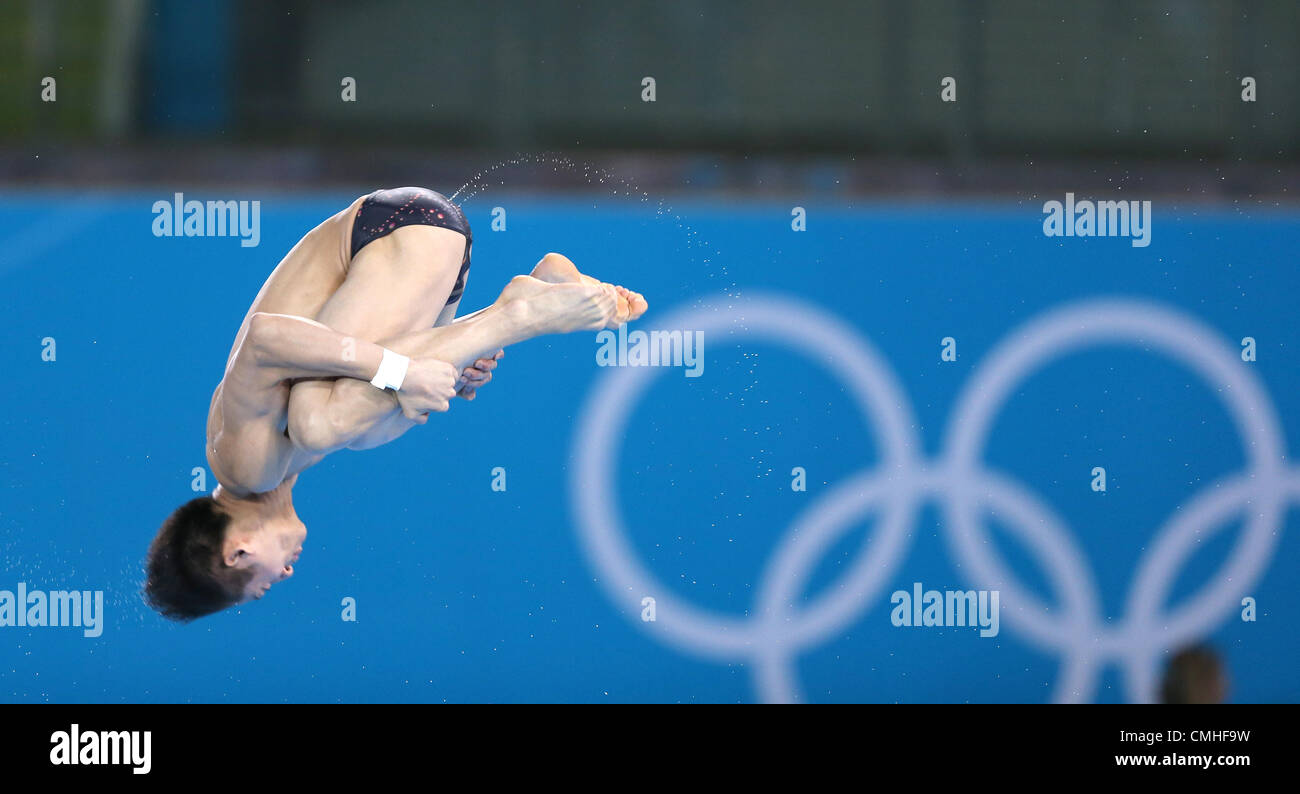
top-left (229, 518), bottom-right (307, 602)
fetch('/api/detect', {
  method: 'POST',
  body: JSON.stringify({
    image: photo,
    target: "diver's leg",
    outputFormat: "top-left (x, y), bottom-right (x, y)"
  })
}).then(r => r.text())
top-left (285, 224), bottom-right (466, 453)
top-left (290, 253), bottom-right (641, 455)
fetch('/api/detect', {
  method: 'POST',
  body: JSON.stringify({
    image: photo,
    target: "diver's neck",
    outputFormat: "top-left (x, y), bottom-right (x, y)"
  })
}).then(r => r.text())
top-left (213, 475), bottom-right (297, 519)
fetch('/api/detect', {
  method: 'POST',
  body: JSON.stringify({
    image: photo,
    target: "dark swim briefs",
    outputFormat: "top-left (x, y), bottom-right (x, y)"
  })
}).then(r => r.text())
top-left (350, 186), bottom-right (473, 308)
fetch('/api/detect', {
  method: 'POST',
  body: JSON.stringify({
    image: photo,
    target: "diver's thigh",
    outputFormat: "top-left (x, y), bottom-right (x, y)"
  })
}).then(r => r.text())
top-left (317, 224), bottom-right (466, 341)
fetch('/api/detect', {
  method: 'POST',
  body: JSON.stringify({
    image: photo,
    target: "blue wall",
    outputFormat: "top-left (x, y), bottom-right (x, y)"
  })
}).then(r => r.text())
top-left (0, 191), bottom-right (1296, 702)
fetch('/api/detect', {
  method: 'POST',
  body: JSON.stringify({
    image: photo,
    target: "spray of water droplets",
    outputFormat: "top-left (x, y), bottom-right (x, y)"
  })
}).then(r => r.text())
top-left (450, 153), bottom-right (735, 299)
top-left (458, 156), bottom-right (782, 493)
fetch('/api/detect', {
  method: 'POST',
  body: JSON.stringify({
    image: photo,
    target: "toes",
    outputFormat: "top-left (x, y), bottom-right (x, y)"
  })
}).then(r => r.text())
top-left (629, 294), bottom-right (647, 318)
top-left (619, 288), bottom-right (648, 320)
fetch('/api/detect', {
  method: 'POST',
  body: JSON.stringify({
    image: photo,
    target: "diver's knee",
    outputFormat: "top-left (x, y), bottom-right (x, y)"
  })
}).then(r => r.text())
top-left (286, 404), bottom-right (340, 455)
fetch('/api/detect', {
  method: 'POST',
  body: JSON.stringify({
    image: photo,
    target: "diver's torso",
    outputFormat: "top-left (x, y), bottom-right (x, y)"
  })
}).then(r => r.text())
top-left (205, 195), bottom-right (366, 493)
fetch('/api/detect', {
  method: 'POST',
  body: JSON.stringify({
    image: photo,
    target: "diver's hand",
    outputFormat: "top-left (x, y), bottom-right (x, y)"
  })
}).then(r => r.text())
top-left (456, 350), bottom-right (503, 401)
top-left (394, 358), bottom-right (459, 422)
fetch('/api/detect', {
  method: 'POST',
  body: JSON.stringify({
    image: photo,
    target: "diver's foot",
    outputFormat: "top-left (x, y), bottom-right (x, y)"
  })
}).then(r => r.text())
top-left (495, 274), bottom-right (617, 334)
top-left (530, 253), bottom-right (648, 328)
top-left (530, 252), bottom-right (584, 284)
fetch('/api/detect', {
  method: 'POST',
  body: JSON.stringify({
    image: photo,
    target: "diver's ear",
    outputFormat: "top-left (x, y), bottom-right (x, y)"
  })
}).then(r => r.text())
top-left (224, 547), bottom-right (249, 568)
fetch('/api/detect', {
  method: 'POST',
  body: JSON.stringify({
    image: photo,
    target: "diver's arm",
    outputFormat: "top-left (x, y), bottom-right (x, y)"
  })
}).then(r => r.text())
top-left (244, 312), bottom-right (458, 417)
top-left (246, 312), bottom-right (385, 381)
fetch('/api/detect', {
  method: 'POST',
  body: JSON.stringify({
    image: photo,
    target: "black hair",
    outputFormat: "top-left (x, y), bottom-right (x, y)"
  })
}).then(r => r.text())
top-left (144, 495), bottom-right (252, 621)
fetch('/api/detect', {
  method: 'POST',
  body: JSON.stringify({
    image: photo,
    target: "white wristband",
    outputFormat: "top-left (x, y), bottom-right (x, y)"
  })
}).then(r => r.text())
top-left (369, 348), bottom-right (410, 391)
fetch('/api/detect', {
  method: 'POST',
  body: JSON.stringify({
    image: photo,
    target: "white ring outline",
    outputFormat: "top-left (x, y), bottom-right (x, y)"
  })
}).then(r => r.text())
top-left (569, 294), bottom-right (1292, 702)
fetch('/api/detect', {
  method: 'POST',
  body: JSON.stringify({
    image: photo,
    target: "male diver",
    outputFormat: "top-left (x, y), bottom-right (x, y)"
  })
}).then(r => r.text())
top-left (145, 187), bottom-right (647, 620)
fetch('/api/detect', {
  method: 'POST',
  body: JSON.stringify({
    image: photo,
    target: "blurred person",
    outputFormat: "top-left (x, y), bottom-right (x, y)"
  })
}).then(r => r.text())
top-left (144, 187), bottom-right (646, 621)
top-left (1160, 644), bottom-right (1228, 704)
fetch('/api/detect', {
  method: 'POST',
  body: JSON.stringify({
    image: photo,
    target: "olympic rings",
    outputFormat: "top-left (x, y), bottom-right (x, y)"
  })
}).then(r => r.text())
top-left (570, 294), bottom-right (1293, 703)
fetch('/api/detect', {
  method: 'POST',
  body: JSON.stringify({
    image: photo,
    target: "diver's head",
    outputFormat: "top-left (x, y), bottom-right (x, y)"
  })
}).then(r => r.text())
top-left (145, 486), bottom-right (306, 620)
